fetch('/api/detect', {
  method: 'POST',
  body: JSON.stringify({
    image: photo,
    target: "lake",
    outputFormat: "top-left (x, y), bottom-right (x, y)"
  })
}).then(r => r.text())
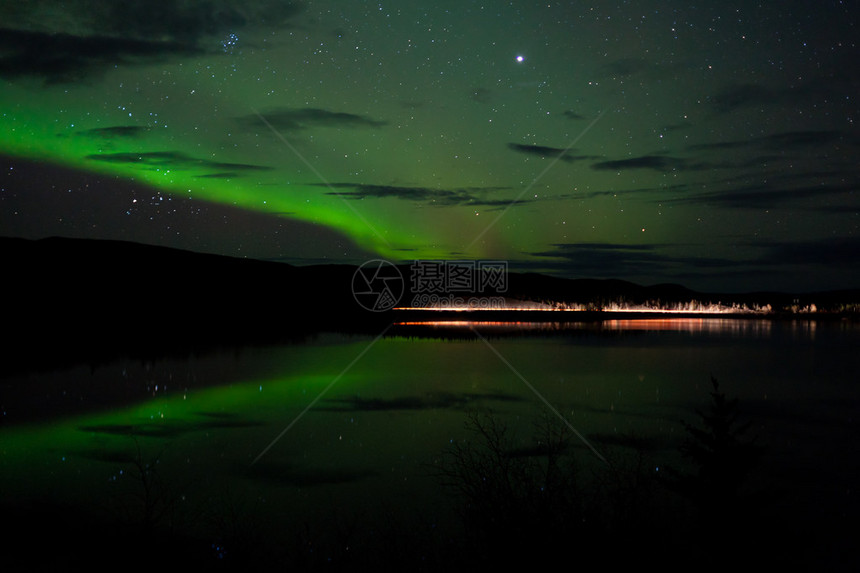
top-left (2, 317), bottom-right (858, 571)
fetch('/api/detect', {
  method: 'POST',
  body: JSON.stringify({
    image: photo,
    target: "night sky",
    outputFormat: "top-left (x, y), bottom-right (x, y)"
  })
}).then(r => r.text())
top-left (1, 1), bottom-right (858, 292)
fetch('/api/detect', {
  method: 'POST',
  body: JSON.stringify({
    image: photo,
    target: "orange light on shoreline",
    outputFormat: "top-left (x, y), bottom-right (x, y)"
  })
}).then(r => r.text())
top-left (392, 306), bottom-right (761, 315)
top-left (394, 321), bottom-right (553, 327)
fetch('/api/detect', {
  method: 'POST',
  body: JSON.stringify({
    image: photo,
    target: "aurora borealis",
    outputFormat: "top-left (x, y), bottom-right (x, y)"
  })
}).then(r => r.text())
top-left (2, 1), bottom-right (858, 292)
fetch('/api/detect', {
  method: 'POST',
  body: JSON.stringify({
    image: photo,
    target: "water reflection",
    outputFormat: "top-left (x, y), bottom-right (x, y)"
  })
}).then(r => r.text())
top-left (601, 318), bottom-right (774, 334)
top-left (1, 318), bottom-right (858, 570)
top-left (393, 317), bottom-right (800, 338)
top-left (393, 320), bottom-right (576, 334)
top-left (391, 317), bottom-right (834, 341)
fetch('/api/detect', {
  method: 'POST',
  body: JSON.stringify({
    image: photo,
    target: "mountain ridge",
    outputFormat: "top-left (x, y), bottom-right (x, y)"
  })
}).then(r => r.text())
top-left (4, 235), bottom-right (858, 309)
top-left (2, 236), bottom-right (857, 376)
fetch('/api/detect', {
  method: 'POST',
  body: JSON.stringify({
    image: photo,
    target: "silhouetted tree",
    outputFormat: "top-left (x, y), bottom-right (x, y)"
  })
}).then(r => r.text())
top-left (664, 377), bottom-right (767, 571)
top-left (435, 409), bottom-right (669, 568)
top-left (434, 410), bottom-right (586, 566)
top-left (675, 377), bottom-right (763, 519)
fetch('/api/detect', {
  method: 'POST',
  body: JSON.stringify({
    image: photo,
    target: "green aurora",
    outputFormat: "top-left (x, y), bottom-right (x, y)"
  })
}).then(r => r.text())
top-left (2, 1), bottom-right (858, 291)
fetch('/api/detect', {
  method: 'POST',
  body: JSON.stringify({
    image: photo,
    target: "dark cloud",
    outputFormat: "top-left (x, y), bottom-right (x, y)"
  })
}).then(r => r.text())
top-left (562, 110), bottom-right (586, 120)
top-left (78, 422), bottom-right (187, 438)
top-left (591, 155), bottom-right (710, 172)
top-left (709, 84), bottom-right (778, 114)
top-left (0, 1), bottom-right (305, 82)
top-left (665, 181), bottom-right (856, 210)
top-left (706, 76), bottom-right (851, 115)
top-left (527, 242), bottom-right (737, 279)
top-left (194, 172), bottom-right (244, 179)
top-left (812, 204), bottom-right (860, 214)
top-left (0, 1), bottom-right (305, 44)
top-left (78, 126), bottom-right (151, 139)
top-left (77, 413), bottom-right (262, 439)
top-left (0, 27), bottom-right (202, 83)
top-left (687, 130), bottom-right (849, 152)
top-left (749, 237), bottom-right (860, 268)
top-left (507, 143), bottom-right (597, 163)
top-left (755, 130), bottom-right (849, 149)
top-left (94, 1), bottom-right (305, 44)
top-left (535, 242), bottom-right (656, 254)
top-left (86, 151), bottom-right (273, 174)
top-left (575, 162), bottom-right (857, 210)
top-left (240, 107), bottom-right (388, 131)
top-left (517, 242), bottom-right (842, 293)
top-left (523, 238), bottom-right (860, 292)
top-left (319, 391), bottom-right (523, 412)
top-left (318, 182), bottom-right (523, 208)
top-left (192, 411), bottom-right (265, 428)
top-left (662, 121), bottom-right (693, 132)
top-left (555, 188), bottom-right (658, 201)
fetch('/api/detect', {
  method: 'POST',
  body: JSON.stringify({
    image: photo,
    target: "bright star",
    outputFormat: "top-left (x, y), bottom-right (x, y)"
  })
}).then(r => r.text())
top-left (516, 55), bottom-right (524, 62)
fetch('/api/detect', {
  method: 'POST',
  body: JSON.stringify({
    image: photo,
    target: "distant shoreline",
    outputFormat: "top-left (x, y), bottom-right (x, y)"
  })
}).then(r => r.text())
top-left (388, 307), bottom-right (859, 323)
top-left (2, 235), bottom-right (857, 377)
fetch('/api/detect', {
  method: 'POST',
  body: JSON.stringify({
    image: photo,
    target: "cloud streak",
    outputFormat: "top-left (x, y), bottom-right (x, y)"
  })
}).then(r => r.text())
top-left (707, 74), bottom-right (856, 116)
top-left (319, 391), bottom-right (523, 412)
top-left (687, 130), bottom-right (850, 152)
top-left (0, 1), bottom-right (305, 82)
top-left (317, 182), bottom-right (525, 208)
top-left (527, 242), bottom-right (738, 279)
top-left (0, 28), bottom-right (202, 83)
top-left (77, 126), bottom-right (152, 139)
top-left (507, 143), bottom-right (598, 163)
top-left (591, 155), bottom-right (710, 173)
top-left (86, 151), bottom-right (273, 175)
top-left (239, 107), bottom-right (388, 131)
top-left (749, 237), bottom-right (860, 268)
top-left (664, 182), bottom-right (856, 210)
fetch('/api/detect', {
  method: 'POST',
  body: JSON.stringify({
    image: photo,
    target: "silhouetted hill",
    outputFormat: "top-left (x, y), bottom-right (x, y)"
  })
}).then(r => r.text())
top-left (2, 235), bottom-right (361, 322)
top-left (2, 236), bottom-right (858, 376)
top-left (503, 272), bottom-right (699, 307)
top-left (1, 236), bottom-right (379, 375)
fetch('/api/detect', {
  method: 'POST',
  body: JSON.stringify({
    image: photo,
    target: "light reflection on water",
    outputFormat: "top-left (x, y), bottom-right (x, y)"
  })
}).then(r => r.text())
top-left (389, 317), bottom-right (832, 343)
top-left (601, 317), bottom-right (773, 333)
top-left (1, 318), bottom-right (858, 568)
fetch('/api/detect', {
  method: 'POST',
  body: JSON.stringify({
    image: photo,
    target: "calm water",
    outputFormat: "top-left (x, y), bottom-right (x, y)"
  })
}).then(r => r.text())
top-left (2, 318), bottom-right (858, 570)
